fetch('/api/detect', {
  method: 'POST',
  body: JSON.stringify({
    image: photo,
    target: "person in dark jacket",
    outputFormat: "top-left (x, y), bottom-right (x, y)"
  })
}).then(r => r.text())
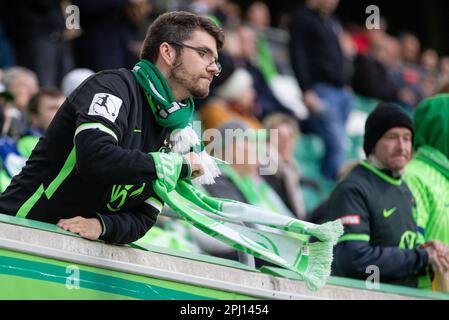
top-left (351, 38), bottom-right (400, 101)
top-left (289, 0), bottom-right (353, 180)
top-left (327, 103), bottom-right (449, 288)
top-left (72, 0), bottom-right (151, 72)
top-left (0, 0), bottom-right (74, 86)
top-left (0, 11), bottom-right (224, 244)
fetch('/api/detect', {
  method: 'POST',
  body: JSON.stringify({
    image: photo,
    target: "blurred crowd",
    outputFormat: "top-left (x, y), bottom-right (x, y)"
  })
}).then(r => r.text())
top-left (1, 0), bottom-right (449, 291)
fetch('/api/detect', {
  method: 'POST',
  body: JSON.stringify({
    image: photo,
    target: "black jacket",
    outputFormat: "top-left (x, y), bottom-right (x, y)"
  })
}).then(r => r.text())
top-left (0, 69), bottom-right (188, 244)
top-left (327, 163), bottom-right (429, 287)
top-left (352, 54), bottom-right (399, 101)
top-left (289, 5), bottom-right (346, 91)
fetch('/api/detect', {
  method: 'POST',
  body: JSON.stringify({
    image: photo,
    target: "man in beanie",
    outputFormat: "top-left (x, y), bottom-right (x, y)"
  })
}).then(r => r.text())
top-left (326, 102), bottom-right (449, 288)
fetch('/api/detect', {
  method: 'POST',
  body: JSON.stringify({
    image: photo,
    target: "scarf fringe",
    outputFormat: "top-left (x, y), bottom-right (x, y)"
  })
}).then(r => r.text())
top-left (306, 220), bottom-right (344, 245)
top-left (192, 150), bottom-right (221, 185)
top-left (219, 200), bottom-right (343, 244)
top-left (170, 125), bottom-right (200, 153)
top-left (170, 126), bottom-right (221, 185)
top-left (302, 241), bottom-right (334, 291)
top-left (161, 180), bottom-right (339, 291)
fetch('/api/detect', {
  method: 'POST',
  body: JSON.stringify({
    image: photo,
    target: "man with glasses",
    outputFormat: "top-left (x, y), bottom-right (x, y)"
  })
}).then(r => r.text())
top-left (168, 41), bottom-right (222, 74)
top-left (0, 11), bottom-right (224, 244)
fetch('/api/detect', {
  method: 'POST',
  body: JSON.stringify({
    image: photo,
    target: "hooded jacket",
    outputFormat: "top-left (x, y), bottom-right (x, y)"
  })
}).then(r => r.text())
top-left (404, 94), bottom-right (449, 245)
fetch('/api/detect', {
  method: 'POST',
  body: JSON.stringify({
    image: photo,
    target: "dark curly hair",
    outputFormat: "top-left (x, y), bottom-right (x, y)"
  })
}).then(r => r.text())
top-left (140, 11), bottom-right (225, 63)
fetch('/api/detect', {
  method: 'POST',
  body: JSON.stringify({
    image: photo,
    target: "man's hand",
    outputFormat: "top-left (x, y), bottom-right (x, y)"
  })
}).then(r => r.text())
top-left (421, 240), bottom-right (449, 272)
top-left (303, 90), bottom-right (324, 114)
top-left (57, 216), bottom-right (102, 241)
top-left (183, 152), bottom-right (205, 179)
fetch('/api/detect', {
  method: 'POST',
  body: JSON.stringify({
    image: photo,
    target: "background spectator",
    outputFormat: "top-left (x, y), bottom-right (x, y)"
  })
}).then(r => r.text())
top-left (236, 25), bottom-right (296, 119)
top-left (351, 36), bottom-right (400, 101)
top-left (289, 0), bottom-right (353, 180)
top-left (262, 113), bottom-right (307, 220)
top-left (2, 67), bottom-right (39, 114)
top-left (0, 23), bottom-right (15, 68)
top-left (0, 87), bottom-right (65, 192)
top-left (404, 94), bottom-right (449, 292)
top-left (72, 0), bottom-right (152, 71)
top-left (200, 67), bottom-right (262, 130)
top-left (0, 0), bottom-right (74, 86)
top-left (400, 32), bottom-right (421, 64)
top-left (405, 94), bottom-right (449, 246)
top-left (17, 88), bottom-right (65, 158)
top-left (392, 32), bottom-right (425, 108)
top-left (1, 67), bottom-right (39, 139)
top-left (438, 56), bottom-right (449, 89)
top-left (61, 68), bottom-right (95, 97)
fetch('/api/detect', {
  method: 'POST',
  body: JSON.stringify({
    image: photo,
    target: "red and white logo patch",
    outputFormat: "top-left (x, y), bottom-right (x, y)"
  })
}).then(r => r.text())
top-left (338, 215), bottom-right (361, 225)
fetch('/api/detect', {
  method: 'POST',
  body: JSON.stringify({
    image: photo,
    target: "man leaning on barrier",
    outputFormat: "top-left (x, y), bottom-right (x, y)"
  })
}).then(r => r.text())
top-left (0, 11), bottom-right (224, 244)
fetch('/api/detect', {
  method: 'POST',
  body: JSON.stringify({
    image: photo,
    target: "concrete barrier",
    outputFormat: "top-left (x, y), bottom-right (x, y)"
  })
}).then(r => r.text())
top-left (0, 216), bottom-right (446, 300)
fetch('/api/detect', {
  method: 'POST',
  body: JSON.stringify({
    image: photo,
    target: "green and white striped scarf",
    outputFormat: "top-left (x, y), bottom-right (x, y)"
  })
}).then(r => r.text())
top-left (152, 178), bottom-right (343, 291)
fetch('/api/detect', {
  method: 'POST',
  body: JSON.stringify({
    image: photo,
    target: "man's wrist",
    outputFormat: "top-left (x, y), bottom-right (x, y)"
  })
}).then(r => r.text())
top-left (416, 248), bottom-right (430, 276)
top-left (96, 213), bottom-right (111, 240)
top-left (180, 155), bottom-right (192, 179)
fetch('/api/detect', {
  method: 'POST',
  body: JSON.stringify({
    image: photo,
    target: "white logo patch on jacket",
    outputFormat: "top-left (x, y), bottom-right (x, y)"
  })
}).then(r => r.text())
top-left (88, 93), bottom-right (123, 123)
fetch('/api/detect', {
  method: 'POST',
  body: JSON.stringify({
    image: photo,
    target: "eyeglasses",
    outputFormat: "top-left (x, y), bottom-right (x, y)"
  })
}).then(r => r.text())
top-left (168, 41), bottom-right (222, 76)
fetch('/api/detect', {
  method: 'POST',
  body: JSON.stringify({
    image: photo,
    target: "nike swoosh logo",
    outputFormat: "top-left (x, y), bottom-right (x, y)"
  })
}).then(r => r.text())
top-left (383, 207), bottom-right (397, 218)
